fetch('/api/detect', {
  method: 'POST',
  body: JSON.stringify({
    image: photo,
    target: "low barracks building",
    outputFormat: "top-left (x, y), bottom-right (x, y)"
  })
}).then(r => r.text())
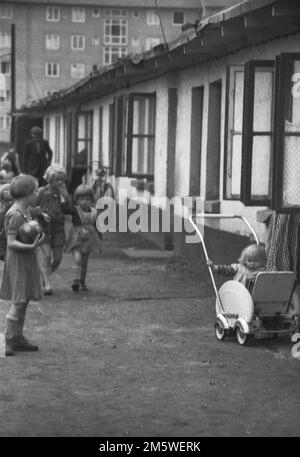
top-left (22, 0), bottom-right (300, 262)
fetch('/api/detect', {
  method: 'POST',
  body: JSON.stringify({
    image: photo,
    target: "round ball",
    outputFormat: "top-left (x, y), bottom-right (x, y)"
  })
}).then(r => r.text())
top-left (18, 220), bottom-right (43, 244)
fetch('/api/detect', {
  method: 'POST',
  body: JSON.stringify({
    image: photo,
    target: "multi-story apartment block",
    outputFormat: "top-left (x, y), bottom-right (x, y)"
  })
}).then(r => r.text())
top-left (0, 0), bottom-right (237, 146)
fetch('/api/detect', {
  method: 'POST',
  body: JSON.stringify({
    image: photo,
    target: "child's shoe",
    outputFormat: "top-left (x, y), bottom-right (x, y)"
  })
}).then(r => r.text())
top-left (8, 336), bottom-right (39, 352)
top-left (71, 279), bottom-right (80, 292)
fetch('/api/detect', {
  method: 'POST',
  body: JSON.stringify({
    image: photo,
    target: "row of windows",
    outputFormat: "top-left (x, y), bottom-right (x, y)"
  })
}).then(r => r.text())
top-left (45, 33), bottom-right (160, 52)
top-left (0, 5), bottom-right (185, 26)
top-left (45, 62), bottom-right (85, 79)
top-left (45, 45), bottom-right (129, 75)
top-left (46, 7), bottom-right (184, 25)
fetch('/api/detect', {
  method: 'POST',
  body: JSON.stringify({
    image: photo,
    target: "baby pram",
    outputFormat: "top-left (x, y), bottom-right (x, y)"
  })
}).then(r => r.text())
top-left (189, 213), bottom-right (298, 345)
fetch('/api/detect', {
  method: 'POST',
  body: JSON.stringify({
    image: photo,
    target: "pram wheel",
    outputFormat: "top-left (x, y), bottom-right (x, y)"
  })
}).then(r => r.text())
top-left (236, 326), bottom-right (249, 345)
top-left (215, 322), bottom-right (226, 341)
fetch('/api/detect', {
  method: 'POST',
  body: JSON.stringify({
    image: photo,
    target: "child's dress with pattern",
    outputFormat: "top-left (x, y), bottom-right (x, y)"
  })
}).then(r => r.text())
top-left (0, 207), bottom-right (42, 302)
top-left (64, 205), bottom-right (102, 254)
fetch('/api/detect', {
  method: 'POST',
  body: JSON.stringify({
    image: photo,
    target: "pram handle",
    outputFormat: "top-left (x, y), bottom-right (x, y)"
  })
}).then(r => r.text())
top-left (194, 213), bottom-right (259, 245)
top-left (188, 213), bottom-right (260, 313)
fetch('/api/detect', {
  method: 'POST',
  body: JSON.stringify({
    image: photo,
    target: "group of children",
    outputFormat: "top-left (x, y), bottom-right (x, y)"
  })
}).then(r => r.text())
top-left (0, 166), bottom-right (102, 355)
top-left (0, 163), bottom-right (269, 356)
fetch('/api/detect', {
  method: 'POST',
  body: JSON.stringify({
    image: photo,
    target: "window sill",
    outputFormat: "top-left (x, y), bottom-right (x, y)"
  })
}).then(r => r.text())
top-left (131, 179), bottom-right (154, 194)
top-left (204, 200), bottom-right (221, 214)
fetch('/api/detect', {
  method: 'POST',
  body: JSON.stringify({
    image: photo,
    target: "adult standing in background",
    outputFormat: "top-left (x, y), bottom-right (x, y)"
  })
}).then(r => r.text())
top-left (23, 126), bottom-right (53, 186)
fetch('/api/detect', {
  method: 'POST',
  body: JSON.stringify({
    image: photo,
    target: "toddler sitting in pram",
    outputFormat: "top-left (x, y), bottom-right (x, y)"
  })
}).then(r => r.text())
top-left (207, 244), bottom-right (266, 293)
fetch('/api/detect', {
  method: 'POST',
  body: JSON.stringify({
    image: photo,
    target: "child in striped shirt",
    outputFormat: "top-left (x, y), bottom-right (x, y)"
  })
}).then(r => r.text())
top-left (207, 244), bottom-right (266, 292)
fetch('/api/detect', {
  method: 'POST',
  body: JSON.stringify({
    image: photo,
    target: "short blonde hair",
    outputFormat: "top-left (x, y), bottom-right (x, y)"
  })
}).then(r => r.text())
top-left (239, 244), bottom-right (266, 266)
top-left (43, 163), bottom-right (66, 183)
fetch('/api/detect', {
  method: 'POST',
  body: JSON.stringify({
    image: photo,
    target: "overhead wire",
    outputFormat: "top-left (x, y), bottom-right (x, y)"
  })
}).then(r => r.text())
top-left (153, 0), bottom-right (169, 52)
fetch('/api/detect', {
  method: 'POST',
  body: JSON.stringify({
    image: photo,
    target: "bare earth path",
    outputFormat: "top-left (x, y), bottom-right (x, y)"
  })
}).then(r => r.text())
top-left (0, 233), bottom-right (299, 437)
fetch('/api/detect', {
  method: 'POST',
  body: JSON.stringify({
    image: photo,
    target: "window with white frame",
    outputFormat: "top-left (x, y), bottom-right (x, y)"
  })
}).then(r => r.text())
top-left (45, 34), bottom-right (60, 50)
top-left (145, 37), bottom-right (161, 51)
top-left (0, 61), bottom-right (10, 75)
top-left (91, 36), bottom-right (100, 46)
top-left (0, 89), bottom-right (10, 101)
top-left (0, 5), bottom-right (13, 19)
top-left (104, 18), bottom-right (127, 45)
top-left (126, 93), bottom-right (156, 177)
top-left (104, 9), bottom-right (127, 17)
top-left (0, 32), bottom-right (11, 47)
top-left (103, 47), bottom-right (127, 65)
top-left (76, 111), bottom-right (93, 168)
top-left (70, 63), bottom-right (85, 79)
top-left (45, 62), bottom-right (60, 77)
top-left (241, 61), bottom-right (274, 206)
top-left (72, 7), bottom-right (86, 23)
top-left (71, 35), bottom-right (85, 51)
top-left (146, 10), bottom-right (159, 26)
top-left (131, 38), bottom-right (140, 49)
top-left (92, 7), bottom-right (101, 17)
top-left (173, 11), bottom-right (184, 25)
top-left (0, 116), bottom-right (10, 130)
top-left (46, 6), bottom-right (60, 22)
top-left (224, 66), bottom-right (244, 200)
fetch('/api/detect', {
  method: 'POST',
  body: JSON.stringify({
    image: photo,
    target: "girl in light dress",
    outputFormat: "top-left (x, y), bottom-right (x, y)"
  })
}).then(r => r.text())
top-left (61, 184), bottom-right (102, 292)
top-left (0, 175), bottom-right (45, 355)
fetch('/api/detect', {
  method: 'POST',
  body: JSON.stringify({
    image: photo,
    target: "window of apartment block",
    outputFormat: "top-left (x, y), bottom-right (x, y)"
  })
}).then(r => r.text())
top-left (72, 7), bottom-right (86, 23)
top-left (45, 62), bottom-right (60, 77)
top-left (224, 65), bottom-right (244, 200)
top-left (104, 9), bottom-right (127, 17)
top-left (0, 89), bottom-right (10, 101)
top-left (0, 61), bottom-right (10, 75)
top-left (127, 93), bottom-right (156, 177)
top-left (46, 6), bottom-right (60, 22)
top-left (71, 35), bottom-right (85, 51)
top-left (55, 116), bottom-right (61, 162)
top-left (103, 47), bottom-right (127, 65)
top-left (0, 116), bottom-right (10, 130)
top-left (76, 111), bottom-right (93, 168)
top-left (272, 53), bottom-right (300, 212)
top-left (92, 8), bottom-right (101, 18)
top-left (241, 61), bottom-right (274, 206)
top-left (146, 10), bottom-right (159, 26)
top-left (133, 10), bottom-right (139, 18)
top-left (173, 11), bottom-right (184, 25)
top-left (145, 37), bottom-right (161, 51)
top-left (91, 36), bottom-right (100, 46)
top-left (104, 19), bottom-right (128, 46)
top-left (70, 63), bottom-right (85, 79)
top-left (0, 32), bottom-right (11, 47)
top-left (45, 34), bottom-right (60, 50)
top-left (0, 5), bottom-right (13, 19)
top-left (131, 38), bottom-right (140, 49)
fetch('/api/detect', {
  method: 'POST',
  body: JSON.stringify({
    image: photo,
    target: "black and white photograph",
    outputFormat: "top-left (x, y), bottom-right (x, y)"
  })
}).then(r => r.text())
top-left (0, 0), bottom-right (300, 441)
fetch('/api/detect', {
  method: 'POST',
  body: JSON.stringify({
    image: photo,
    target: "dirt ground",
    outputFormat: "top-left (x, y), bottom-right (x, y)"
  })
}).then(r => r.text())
top-left (0, 232), bottom-right (300, 437)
